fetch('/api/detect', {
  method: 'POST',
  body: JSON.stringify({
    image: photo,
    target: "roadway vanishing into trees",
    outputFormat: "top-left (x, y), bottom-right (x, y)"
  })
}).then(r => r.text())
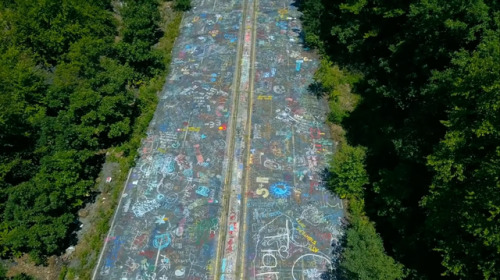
top-left (93, 0), bottom-right (344, 279)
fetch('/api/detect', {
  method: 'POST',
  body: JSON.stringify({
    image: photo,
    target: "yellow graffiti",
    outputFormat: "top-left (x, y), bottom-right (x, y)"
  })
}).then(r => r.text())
top-left (206, 260), bottom-right (214, 274)
top-left (296, 219), bottom-right (320, 253)
top-left (257, 95), bottom-right (273, 100)
top-left (284, 139), bottom-right (290, 153)
top-left (209, 29), bottom-right (219, 37)
top-left (308, 245), bottom-right (319, 253)
top-left (256, 187), bottom-right (269, 198)
top-left (297, 219), bottom-right (305, 228)
top-left (278, 8), bottom-right (288, 19)
top-left (179, 127), bottom-right (201, 132)
top-left (297, 228), bottom-right (317, 245)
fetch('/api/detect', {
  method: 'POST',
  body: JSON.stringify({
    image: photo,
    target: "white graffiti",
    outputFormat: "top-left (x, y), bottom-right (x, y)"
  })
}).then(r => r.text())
top-left (132, 199), bottom-right (161, 217)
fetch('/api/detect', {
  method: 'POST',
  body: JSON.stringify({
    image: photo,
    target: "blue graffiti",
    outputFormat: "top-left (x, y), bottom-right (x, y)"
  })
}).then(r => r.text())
top-left (276, 21), bottom-right (288, 30)
top-left (224, 33), bottom-right (237, 43)
top-left (210, 73), bottom-right (217, 82)
top-left (153, 233), bottom-right (171, 250)
top-left (269, 182), bottom-right (292, 198)
top-left (183, 168), bottom-right (194, 178)
top-left (196, 186), bottom-right (210, 197)
top-left (221, 258), bottom-right (227, 272)
top-left (296, 59), bottom-right (304, 71)
top-left (104, 237), bottom-right (123, 269)
top-left (210, 177), bottom-right (222, 189)
top-left (159, 123), bottom-right (168, 131)
top-left (155, 154), bottom-right (175, 174)
top-left (171, 141), bottom-right (180, 149)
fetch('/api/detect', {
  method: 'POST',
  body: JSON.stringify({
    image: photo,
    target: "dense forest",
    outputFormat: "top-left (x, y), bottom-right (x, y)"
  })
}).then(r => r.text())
top-left (0, 0), bottom-right (188, 270)
top-left (300, 0), bottom-right (500, 279)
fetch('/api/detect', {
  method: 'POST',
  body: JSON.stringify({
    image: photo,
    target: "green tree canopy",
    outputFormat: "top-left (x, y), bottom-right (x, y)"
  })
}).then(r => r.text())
top-left (301, 0), bottom-right (500, 278)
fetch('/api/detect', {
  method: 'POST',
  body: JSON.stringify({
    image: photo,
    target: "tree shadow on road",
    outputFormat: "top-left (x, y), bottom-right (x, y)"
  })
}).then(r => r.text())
top-left (307, 81), bottom-right (328, 100)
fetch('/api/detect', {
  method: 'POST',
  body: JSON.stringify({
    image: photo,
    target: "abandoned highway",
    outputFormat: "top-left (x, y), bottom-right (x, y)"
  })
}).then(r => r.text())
top-left (93, 0), bottom-right (344, 279)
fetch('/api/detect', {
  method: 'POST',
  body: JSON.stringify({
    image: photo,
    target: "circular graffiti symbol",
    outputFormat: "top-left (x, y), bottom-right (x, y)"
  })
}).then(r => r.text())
top-left (153, 233), bottom-right (171, 250)
top-left (269, 182), bottom-right (291, 198)
top-left (292, 254), bottom-right (332, 280)
top-left (273, 85), bottom-right (286, 94)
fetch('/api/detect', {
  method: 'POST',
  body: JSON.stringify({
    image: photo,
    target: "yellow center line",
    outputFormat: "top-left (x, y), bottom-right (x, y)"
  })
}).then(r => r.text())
top-left (213, 0), bottom-right (250, 278)
top-left (236, 0), bottom-right (259, 278)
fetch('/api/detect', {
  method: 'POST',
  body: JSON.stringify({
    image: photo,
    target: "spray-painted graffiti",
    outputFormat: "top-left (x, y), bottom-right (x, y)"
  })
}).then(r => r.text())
top-left (269, 182), bottom-right (292, 198)
top-left (94, 0), bottom-right (243, 278)
top-left (94, 0), bottom-right (344, 279)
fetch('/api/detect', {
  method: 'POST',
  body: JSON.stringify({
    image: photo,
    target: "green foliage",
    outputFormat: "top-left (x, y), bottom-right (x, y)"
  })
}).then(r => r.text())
top-left (340, 207), bottom-right (406, 280)
top-left (0, 263), bottom-right (6, 279)
top-left (328, 144), bottom-right (368, 199)
top-left (173, 0), bottom-right (191, 12)
top-left (422, 22), bottom-right (500, 278)
top-left (327, 142), bottom-right (404, 279)
top-left (0, 0), bottom-right (170, 263)
top-left (2, 0), bottom-right (114, 65)
top-left (118, 0), bottom-right (164, 78)
top-left (302, 0), bottom-right (500, 278)
top-left (313, 59), bottom-right (362, 123)
top-left (63, 9), bottom-right (184, 280)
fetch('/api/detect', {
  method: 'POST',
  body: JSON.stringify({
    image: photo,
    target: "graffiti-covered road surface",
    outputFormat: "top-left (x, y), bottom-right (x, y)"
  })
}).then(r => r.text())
top-left (93, 0), bottom-right (344, 279)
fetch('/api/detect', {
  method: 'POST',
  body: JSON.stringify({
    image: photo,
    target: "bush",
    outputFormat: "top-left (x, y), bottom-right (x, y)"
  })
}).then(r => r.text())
top-left (174, 0), bottom-right (191, 11)
top-left (340, 205), bottom-right (406, 280)
top-left (328, 144), bottom-right (368, 199)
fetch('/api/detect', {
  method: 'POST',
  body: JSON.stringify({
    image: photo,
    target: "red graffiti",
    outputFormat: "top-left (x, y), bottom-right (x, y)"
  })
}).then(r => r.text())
top-left (226, 238), bottom-right (234, 252)
top-left (310, 128), bottom-right (322, 139)
top-left (193, 144), bottom-right (204, 164)
top-left (310, 180), bottom-right (318, 195)
top-left (139, 250), bottom-right (155, 259)
top-left (133, 234), bottom-right (148, 248)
